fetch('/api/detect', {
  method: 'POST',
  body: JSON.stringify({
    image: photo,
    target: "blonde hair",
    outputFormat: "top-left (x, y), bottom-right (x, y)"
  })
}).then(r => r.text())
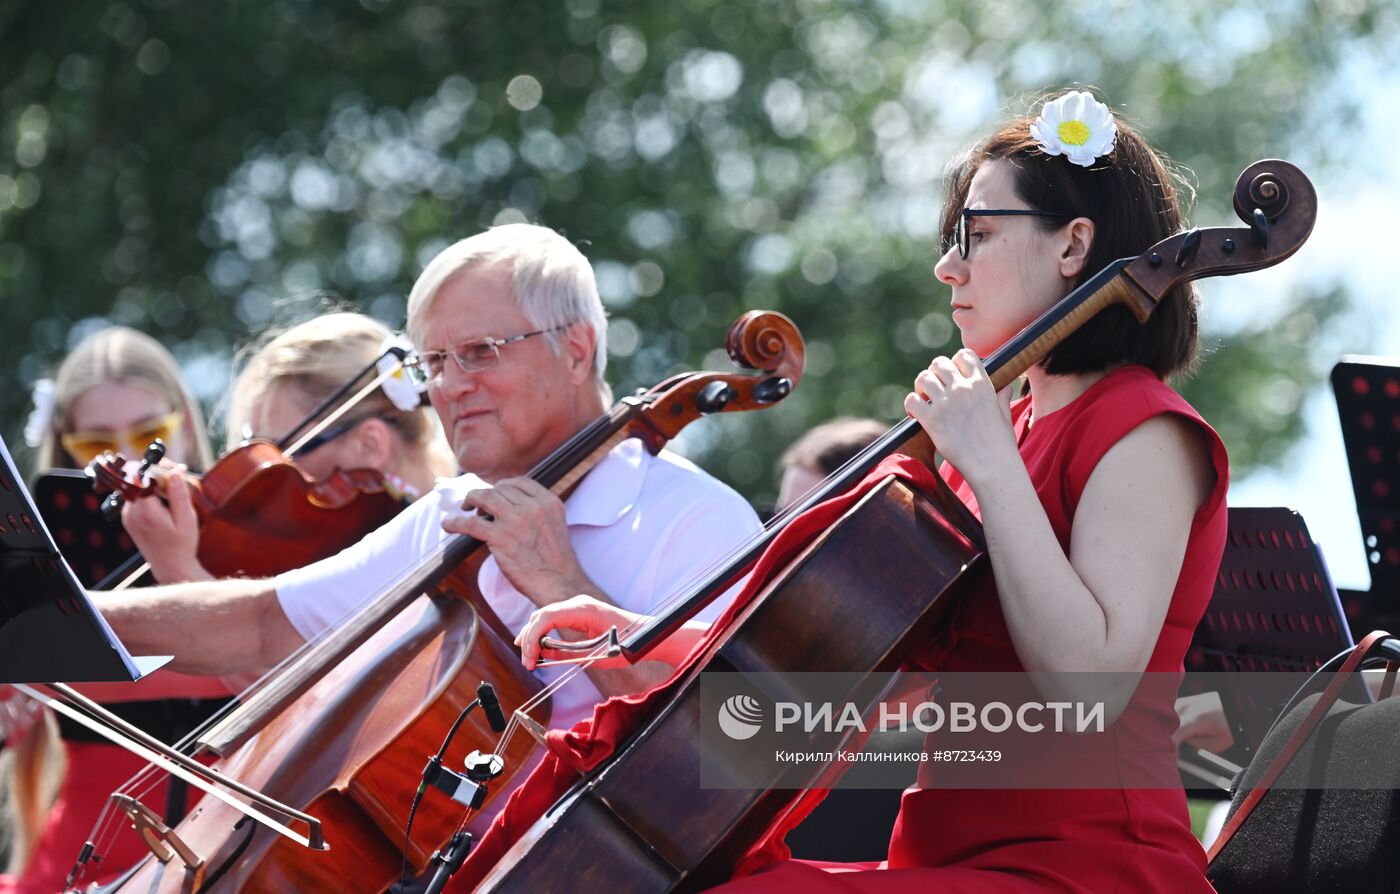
top-left (226, 312), bottom-right (455, 479)
top-left (0, 726), bottom-right (61, 875)
top-left (405, 224), bottom-right (611, 402)
top-left (34, 326), bottom-right (214, 473)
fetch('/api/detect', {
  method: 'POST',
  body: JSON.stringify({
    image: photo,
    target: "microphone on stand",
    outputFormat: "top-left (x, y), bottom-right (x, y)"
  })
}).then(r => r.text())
top-left (477, 682), bottom-right (506, 733)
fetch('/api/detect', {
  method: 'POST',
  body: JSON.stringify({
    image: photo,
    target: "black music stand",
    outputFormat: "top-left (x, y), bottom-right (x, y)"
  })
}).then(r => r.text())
top-left (1183, 506), bottom-right (1355, 775)
top-left (0, 435), bottom-right (168, 683)
top-left (1331, 356), bottom-right (1400, 632)
top-left (33, 469), bottom-right (144, 588)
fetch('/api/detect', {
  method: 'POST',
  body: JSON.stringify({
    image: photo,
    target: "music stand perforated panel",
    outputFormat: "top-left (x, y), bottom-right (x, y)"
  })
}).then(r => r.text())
top-left (1331, 357), bottom-right (1400, 629)
top-left (0, 437), bottom-right (159, 682)
top-left (33, 470), bottom-right (140, 587)
top-left (1184, 506), bottom-right (1353, 761)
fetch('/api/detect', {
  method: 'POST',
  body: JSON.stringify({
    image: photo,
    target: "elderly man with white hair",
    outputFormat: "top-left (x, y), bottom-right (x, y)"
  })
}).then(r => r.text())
top-left (96, 223), bottom-right (759, 723)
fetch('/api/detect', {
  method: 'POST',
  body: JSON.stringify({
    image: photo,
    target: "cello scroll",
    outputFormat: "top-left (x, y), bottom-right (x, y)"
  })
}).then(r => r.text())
top-left (635, 310), bottom-right (804, 444)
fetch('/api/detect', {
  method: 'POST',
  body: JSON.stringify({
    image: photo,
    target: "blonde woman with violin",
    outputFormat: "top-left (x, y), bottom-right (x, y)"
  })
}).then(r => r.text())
top-left (122, 312), bottom-right (456, 585)
top-left (1, 326), bottom-right (223, 894)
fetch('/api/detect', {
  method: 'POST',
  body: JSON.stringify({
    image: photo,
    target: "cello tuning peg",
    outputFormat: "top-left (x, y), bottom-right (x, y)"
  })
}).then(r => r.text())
top-left (754, 377), bottom-right (792, 404)
top-left (694, 381), bottom-right (736, 415)
top-left (1251, 207), bottom-right (1269, 249)
top-left (1174, 229), bottom-right (1202, 267)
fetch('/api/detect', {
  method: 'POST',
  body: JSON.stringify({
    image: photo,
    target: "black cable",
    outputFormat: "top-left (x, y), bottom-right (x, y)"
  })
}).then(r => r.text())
top-left (397, 689), bottom-right (487, 890)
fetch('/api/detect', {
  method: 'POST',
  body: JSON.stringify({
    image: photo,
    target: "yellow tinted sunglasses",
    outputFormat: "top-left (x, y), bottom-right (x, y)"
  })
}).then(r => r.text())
top-left (61, 410), bottom-right (184, 465)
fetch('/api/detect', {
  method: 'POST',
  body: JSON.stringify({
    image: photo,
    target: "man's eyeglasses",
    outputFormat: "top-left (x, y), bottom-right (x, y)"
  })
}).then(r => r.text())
top-left (945, 209), bottom-right (1069, 260)
top-left (407, 325), bottom-right (568, 386)
top-left (61, 410), bottom-right (184, 465)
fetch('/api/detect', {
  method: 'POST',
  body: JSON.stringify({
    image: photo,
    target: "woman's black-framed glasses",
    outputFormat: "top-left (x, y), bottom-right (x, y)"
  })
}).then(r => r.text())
top-left (295, 414), bottom-right (399, 455)
top-left (407, 324), bottom-right (568, 385)
top-left (948, 209), bottom-right (1069, 260)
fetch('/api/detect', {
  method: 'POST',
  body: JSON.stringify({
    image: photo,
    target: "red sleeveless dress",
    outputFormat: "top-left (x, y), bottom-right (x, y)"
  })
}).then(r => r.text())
top-left (714, 365), bottom-right (1229, 893)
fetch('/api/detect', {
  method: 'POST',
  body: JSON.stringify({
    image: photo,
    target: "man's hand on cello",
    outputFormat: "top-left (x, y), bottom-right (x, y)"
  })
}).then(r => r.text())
top-left (444, 476), bottom-right (602, 609)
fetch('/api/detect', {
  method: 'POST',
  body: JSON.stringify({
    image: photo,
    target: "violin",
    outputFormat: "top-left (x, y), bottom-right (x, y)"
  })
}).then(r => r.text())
top-left (470, 161), bottom-right (1319, 891)
top-left (87, 342), bottom-right (421, 585)
top-left (89, 439), bottom-right (406, 579)
top-left (89, 310), bottom-right (805, 893)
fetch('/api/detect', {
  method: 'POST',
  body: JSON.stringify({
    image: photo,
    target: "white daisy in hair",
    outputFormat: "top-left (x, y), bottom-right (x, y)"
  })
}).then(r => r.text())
top-left (1029, 91), bottom-right (1117, 168)
top-left (379, 333), bottom-right (430, 411)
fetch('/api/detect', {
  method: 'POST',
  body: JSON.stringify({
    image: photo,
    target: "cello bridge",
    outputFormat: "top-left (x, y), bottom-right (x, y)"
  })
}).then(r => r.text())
top-left (112, 793), bottom-right (206, 883)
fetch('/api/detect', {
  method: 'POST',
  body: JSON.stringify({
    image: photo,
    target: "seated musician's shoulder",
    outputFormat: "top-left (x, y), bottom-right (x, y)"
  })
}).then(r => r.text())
top-left (647, 445), bottom-right (757, 521)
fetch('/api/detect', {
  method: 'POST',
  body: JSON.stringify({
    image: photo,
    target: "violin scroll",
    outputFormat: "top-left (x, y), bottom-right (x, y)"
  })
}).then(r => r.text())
top-left (90, 440), bottom-right (169, 520)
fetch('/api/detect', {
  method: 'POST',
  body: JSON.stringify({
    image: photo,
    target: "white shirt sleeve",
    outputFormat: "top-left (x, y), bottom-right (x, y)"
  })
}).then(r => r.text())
top-left (273, 476), bottom-right (483, 640)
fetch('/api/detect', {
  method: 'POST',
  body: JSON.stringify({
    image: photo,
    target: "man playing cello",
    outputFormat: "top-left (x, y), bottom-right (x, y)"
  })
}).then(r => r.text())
top-left (95, 222), bottom-right (759, 738)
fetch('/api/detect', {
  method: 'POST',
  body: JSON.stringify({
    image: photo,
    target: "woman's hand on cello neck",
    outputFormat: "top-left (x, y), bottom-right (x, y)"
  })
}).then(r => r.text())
top-left (904, 349), bottom-right (1019, 488)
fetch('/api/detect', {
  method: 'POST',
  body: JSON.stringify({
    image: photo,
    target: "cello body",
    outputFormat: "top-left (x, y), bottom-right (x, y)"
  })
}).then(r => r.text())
top-left (480, 474), bottom-right (987, 892)
top-left (103, 561), bottom-right (545, 893)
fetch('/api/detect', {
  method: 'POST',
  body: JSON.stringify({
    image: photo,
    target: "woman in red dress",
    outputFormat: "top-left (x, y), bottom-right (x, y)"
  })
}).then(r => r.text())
top-left (519, 90), bottom-right (1227, 893)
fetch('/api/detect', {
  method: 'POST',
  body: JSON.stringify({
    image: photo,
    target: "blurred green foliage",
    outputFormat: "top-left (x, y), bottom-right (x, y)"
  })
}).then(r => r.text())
top-left (1, 0), bottom-right (1394, 500)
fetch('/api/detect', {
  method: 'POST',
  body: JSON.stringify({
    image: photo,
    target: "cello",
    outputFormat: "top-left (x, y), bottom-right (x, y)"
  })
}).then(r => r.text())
top-left (84, 310), bottom-right (804, 893)
top-left (472, 161), bottom-right (1319, 891)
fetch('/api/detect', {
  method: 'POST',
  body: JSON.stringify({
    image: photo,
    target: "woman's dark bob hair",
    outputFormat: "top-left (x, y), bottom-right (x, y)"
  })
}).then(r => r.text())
top-left (939, 94), bottom-right (1200, 380)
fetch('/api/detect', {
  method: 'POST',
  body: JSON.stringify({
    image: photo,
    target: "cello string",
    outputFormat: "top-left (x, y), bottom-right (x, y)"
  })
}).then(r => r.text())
top-left (91, 361), bottom-right (446, 832)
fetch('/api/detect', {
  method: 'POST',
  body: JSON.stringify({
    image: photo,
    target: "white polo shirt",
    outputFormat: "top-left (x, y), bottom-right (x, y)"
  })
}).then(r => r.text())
top-left (274, 437), bottom-right (759, 732)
